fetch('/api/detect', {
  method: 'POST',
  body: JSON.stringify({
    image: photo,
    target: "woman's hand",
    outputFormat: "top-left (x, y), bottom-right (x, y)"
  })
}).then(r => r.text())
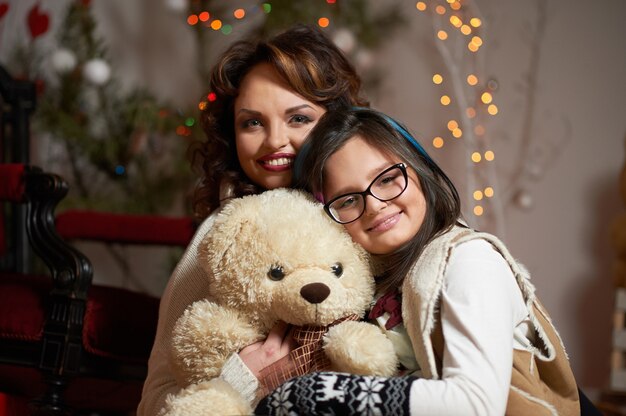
top-left (239, 321), bottom-right (296, 378)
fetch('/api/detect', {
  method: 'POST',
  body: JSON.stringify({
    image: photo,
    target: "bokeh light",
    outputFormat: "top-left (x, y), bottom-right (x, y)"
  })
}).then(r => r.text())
top-left (210, 19), bottom-right (222, 30)
top-left (416, 2), bottom-right (427, 11)
top-left (473, 205), bottom-right (484, 216)
top-left (318, 17), bottom-right (330, 27)
top-left (487, 104), bottom-right (498, 115)
top-left (467, 74), bottom-right (478, 85)
top-left (437, 30), bottom-right (448, 40)
top-left (447, 120), bottom-right (458, 130)
top-left (440, 95), bottom-right (451, 105)
top-left (234, 9), bottom-right (245, 19)
top-left (187, 14), bottom-right (199, 25)
top-left (433, 136), bottom-right (444, 148)
top-left (473, 190), bottom-right (484, 200)
top-left (198, 11), bottom-right (210, 22)
top-left (484, 187), bottom-right (494, 197)
top-left (452, 128), bottom-right (462, 138)
top-left (471, 152), bottom-right (482, 162)
top-left (481, 92), bottom-right (493, 104)
top-left (432, 73), bottom-right (443, 84)
top-left (485, 150), bottom-right (495, 161)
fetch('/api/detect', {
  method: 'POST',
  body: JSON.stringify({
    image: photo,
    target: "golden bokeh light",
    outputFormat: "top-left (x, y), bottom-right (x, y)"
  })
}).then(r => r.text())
top-left (474, 205), bottom-right (484, 216)
top-left (481, 92), bottom-right (493, 104)
top-left (318, 17), bottom-right (330, 27)
top-left (450, 15), bottom-right (462, 28)
top-left (484, 187), bottom-right (494, 197)
top-left (450, 1), bottom-right (461, 10)
top-left (470, 17), bottom-right (482, 27)
top-left (471, 152), bottom-right (482, 162)
top-left (467, 74), bottom-right (478, 85)
top-left (461, 24), bottom-right (472, 35)
top-left (436, 5), bottom-right (446, 14)
top-left (210, 19), bottom-right (222, 30)
top-left (438, 30), bottom-right (449, 40)
top-left (473, 190), bottom-right (484, 200)
top-left (484, 150), bottom-right (495, 161)
top-left (433, 74), bottom-right (443, 84)
top-left (433, 136), bottom-right (444, 148)
top-left (447, 120), bottom-right (458, 130)
top-left (468, 42), bottom-right (479, 52)
top-left (452, 128), bottom-right (462, 138)
top-left (440, 95), bottom-right (451, 105)
top-left (474, 125), bottom-right (485, 136)
top-left (234, 8), bottom-right (245, 19)
top-left (487, 104), bottom-right (498, 115)
top-left (416, 2), bottom-right (427, 11)
top-left (466, 107), bottom-right (476, 118)
top-left (472, 36), bottom-right (483, 46)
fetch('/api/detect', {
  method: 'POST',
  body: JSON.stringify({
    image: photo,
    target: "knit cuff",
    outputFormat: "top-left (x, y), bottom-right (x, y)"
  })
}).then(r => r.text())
top-left (219, 353), bottom-right (260, 405)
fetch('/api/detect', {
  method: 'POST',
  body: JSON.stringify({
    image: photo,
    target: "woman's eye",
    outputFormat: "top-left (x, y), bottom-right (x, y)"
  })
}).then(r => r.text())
top-left (290, 114), bottom-right (311, 124)
top-left (242, 119), bottom-right (262, 129)
top-left (268, 265), bottom-right (285, 281)
top-left (331, 263), bottom-right (343, 277)
top-left (379, 173), bottom-right (399, 186)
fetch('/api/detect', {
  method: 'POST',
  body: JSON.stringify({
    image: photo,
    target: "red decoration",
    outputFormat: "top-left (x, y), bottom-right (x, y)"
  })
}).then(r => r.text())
top-left (27, 4), bottom-right (49, 39)
top-left (0, 3), bottom-right (9, 20)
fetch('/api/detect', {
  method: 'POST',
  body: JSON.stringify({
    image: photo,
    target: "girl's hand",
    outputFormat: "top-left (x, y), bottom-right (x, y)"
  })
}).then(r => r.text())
top-left (239, 321), bottom-right (296, 378)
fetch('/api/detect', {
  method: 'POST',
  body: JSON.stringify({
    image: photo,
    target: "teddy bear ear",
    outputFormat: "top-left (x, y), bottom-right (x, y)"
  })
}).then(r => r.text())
top-left (197, 196), bottom-right (260, 274)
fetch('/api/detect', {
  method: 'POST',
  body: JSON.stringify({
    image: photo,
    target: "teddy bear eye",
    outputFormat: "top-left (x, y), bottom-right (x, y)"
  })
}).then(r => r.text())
top-left (331, 263), bottom-right (343, 277)
top-left (268, 265), bottom-right (285, 281)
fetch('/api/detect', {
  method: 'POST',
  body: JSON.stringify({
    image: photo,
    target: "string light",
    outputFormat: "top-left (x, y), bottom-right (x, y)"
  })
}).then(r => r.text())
top-left (433, 73), bottom-right (443, 84)
top-left (437, 30), bottom-right (448, 40)
top-left (460, 24), bottom-right (472, 35)
top-left (471, 152), bottom-right (482, 162)
top-left (233, 9), bottom-right (245, 19)
top-left (481, 91), bottom-right (493, 104)
top-left (435, 5), bottom-right (446, 14)
top-left (318, 17), bottom-right (330, 27)
top-left (416, 2), bottom-right (427, 11)
top-left (473, 206), bottom-right (484, 216)
top-left (447, 120), bottom-right (458, 130)
top-left (473, 190), bottom-right (484, 200)
top-left (440, 95), bottom-right (451, 105)
top-left (487, 104), bottom-right (498, 115)
top-left (484, 150), bottom-right (495, 161)
top-left (433, 136), bottom-right (444, 148)
top-left (199, 11), bottom-right (210, 22)
top-left (484, 187), bottom-right (494, 197)
top-left (467, 74), bottom-right (478, 85)
top-left (470, 17), bottom-right (482, 27)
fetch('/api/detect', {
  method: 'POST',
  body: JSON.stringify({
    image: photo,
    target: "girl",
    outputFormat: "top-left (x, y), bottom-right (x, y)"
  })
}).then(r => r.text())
top-left (256, 108), bottom-right (580, 415)
top-left (137, 25), bottom-right (368, 415)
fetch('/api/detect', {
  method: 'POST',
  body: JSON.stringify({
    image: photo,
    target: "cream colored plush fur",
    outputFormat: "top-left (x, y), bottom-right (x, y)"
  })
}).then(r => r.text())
top-left (162, 189), bottom-right (398, 416)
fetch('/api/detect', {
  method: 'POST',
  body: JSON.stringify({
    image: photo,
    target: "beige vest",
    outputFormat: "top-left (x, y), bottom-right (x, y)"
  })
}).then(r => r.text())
top-left (401, 226), bottom-right (580, 415)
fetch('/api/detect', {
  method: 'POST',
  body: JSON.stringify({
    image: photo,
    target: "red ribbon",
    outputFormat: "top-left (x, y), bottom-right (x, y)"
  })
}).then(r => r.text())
top-left (368, 289), bottom-right (403, 330)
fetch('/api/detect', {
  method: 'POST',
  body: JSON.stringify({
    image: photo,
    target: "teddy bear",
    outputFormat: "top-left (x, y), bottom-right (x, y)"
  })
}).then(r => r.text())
top-left (161, 188), bottom-right (399, 416)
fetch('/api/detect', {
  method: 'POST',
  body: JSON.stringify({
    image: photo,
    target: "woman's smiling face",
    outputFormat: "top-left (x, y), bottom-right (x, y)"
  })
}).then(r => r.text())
top-left (234, 63), bottom-right (326, 190)
top-left (323, 136), bottom-right (426, 255)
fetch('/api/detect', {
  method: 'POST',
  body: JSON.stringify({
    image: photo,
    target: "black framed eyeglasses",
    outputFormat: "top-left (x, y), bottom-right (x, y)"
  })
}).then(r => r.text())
top-left (324, 163), bottom-right (408, 224)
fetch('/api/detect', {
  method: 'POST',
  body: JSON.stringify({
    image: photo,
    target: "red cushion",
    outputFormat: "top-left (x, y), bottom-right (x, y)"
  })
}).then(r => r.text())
top-left (56, 210), bottom-right (195, 246)
top-left (0, 273), bottom-right (159, 363)
top-left (0, 364), bottom-right (142, 413)
top-left (0, 164), bottom-right (25, 202)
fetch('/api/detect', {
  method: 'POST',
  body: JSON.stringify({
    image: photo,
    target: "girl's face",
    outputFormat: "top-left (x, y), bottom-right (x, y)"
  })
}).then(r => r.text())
top-left (234, 63), bottom-right (326, 190)
top-left (323, 136), bottom-right (426, 255)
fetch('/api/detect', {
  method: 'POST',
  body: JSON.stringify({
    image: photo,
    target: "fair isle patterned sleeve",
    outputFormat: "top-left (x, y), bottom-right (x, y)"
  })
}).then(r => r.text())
top-left (254, 372), bottom-right (417, 416)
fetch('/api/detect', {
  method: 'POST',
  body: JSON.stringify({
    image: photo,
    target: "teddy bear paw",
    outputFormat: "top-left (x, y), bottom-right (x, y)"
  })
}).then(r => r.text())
top-left (324, 320), bottom-right (399, 377)
top-left (160, 378), bottom-right (252, 416)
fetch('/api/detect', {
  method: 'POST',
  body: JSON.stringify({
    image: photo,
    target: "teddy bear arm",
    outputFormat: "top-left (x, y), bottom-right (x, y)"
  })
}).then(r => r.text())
top-left (171, 300), bottom-right (265, 385)
top-left (323, 320), bottom-right (399, 377)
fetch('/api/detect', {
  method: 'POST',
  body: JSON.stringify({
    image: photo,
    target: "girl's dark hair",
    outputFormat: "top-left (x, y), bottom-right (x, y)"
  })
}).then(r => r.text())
top-left (295, 108), bottom-right (462, 294)
top-left (190, 24), bottom-right (368, 219)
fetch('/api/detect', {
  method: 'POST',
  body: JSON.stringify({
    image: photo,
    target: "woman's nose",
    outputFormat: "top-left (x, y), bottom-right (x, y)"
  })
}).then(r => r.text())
top-left (265, 123), bottom-right (289, 149)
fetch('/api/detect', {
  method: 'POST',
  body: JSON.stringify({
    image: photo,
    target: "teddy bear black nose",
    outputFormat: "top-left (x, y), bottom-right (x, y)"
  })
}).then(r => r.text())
top-left (300, 282), bottom-right (331, 304)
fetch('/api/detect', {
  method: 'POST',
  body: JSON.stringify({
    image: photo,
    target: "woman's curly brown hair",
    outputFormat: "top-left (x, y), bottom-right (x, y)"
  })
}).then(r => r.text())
top-left (189, 24), bottom-right (368, 219)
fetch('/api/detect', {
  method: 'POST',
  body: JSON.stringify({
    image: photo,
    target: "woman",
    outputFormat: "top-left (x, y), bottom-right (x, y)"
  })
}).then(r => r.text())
top-left (137, 24), bottom-right (368, 415)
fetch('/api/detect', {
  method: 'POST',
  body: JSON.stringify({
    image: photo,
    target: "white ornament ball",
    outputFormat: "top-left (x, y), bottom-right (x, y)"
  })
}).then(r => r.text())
top-left (164, 0), bottom-right (187, 12)
top-left (514, 190), bottom-right (534, 210)
top-left (51, 48), bottom-right (77, 73)
top-left (333, 29), bottom-right (356, 54)
top-left (83, 59), bottom-right (111, 86)
top-left (355, 49), bottom-right (374, 71)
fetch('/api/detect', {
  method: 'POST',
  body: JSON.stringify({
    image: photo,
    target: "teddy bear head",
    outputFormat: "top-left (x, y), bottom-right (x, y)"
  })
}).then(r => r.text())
top-left (198, 188), bottom-right (374, 331)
